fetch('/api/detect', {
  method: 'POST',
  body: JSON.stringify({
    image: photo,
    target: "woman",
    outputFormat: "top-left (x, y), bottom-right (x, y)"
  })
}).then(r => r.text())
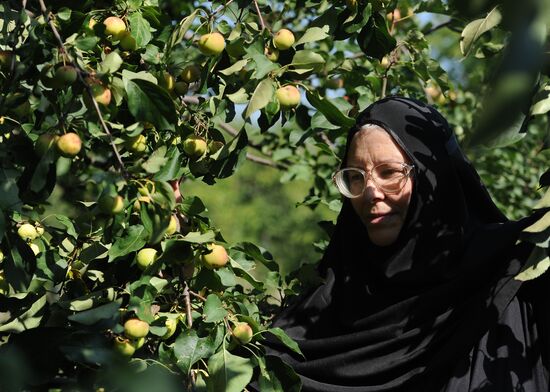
top-left (266, 96), bottom-right (549, 391)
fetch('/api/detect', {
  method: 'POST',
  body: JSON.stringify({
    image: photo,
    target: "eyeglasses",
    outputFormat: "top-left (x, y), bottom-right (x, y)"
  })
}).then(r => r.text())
top-left (332, 162), bottom-right (414, 198)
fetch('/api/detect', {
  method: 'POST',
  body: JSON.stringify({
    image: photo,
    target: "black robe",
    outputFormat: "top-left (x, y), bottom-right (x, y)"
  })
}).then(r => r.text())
top-left (264, 96), bottom-right (549, 391)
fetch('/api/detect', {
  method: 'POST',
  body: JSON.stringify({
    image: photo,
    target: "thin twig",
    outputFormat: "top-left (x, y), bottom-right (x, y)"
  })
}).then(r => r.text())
top-left (246, 152), bottom-right (287, 169)
top-left (424, 20), bottom-right (455, 35)
top-left (182, 281), bottom-right (193, 328)
top-left (320, 132), bottom-right (336, 151)
top-left (38, 0), bottom-right (128, 178)
top-left (212, 0), bottom-right (236, 16)
top-left (189, 290), bottom-right (207, 302)
top-left (253, 0), bottom-right (266, 31)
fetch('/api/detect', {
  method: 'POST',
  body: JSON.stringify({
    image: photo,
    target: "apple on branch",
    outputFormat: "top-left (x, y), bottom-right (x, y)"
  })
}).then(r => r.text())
top-left (276, 85), bottom-right (301, 109)
top-left (273, 29), bottom-right (295, 50)
top-left (201, 243), bottom-right (229, 269)
top-left (136, 248), bottom-right (158, 270)
top-left (198, 32), bottom-right (226, 55)
top-left (103, 16), bottom-right (126, 39)
top-left (56, 132), bottom-right (82, 158)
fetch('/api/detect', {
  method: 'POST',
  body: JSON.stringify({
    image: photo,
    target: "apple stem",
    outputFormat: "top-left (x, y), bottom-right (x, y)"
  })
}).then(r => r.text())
top-left (189, 290), bottom-right (207, 302)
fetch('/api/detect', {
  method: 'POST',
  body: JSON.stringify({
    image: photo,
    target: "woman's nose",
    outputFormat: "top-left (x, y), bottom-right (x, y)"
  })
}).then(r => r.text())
top-left (363, 178), bottom-right (385, 202)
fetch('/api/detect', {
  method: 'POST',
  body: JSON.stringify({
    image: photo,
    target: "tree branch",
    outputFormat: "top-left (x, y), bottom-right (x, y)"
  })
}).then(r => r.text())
top-left (38, 0), bottom-right (129, 179)
top-left (253, 0), bottom-right (266, 31)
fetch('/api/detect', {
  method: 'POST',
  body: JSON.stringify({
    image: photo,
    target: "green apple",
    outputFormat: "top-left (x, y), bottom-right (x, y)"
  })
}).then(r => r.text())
top-left (132, 337), bottom-right (146, 349)
top-left (125, 134), bottom-right (147, 153)
top-left (201, 243), bottom-right (229, 269)
top-left (183, 135), bottom-right (207, 158)
top-left (56, 132), bottom-right (82, 158)
top-left (103, 16), bottom-right (126, 39)
top-left (114, 336), bottom-right (135, 357)
top-left (119, 31), bottom-right (137, 51)
top-left (136, 248), bottom-right (157, 270)
top-left (54, 65), bottom-right (78, 87)
top-left (165, 215), bottom-right (179, 236)
top-left (232, 322), bottom-right (253, 344)
top-left (162, 318), bottom-right (178, 340)
top-left (174, 81), bottom-right (189, 96)
top-left (273, 29), bottom-right (295, 50)
top-left (180, 64), bottom-right (201, 83)
top-left (98, 194), bottom-right (124, 215)
top-left (158, 71), bottom-right (175, 91)
top-left (264, 46), bottom-right (279, 61)
top-left (124, 318), bottom-right (150, 339)
top-left (208, 140), bottom-right (224, 154)
top-left (276, 85), bottom-right (301, 108)
top-left (18, 223), bottom-right (38, 241)
top-left (198, 32), bottom-right (225, 55)
top-left (35, 133), bottom-right (59, 156)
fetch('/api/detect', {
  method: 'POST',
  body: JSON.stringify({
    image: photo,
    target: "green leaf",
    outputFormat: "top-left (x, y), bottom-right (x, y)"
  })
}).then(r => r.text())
top-left (67, 300), bottom-right (122, 326)
top-left (514, 246), bottom-right (550, 281)
top-left (122, 69), bottom-right (158, 84)
top-left (125, 79), bottom-right (177, 131)
top-left (245, 79), bottom-right (275, 118)
top-left (306, 90), bottom-right (355, 128)
top-left (166, 10), bottom-right (198, 53)
top-left (143, 146), bottom-right (169, 174)
top-left (219, 59), bottom-right (248, 76)
top-left (460, 7), bottom-right (502, 56)
top-left (206, 349), bottom-right (254, 392)
top-left (295, 26), bottom-right (329, 45)
top-left (291, 50), bottom-right (325, 66)
top-left (99, 51), bottom-right (123, 74)
top-left (154, 147), bottom-right (182, 181)
top-left (203, 294), bottom-right (227, 323)
top-left (0, 294), bottom-right (47, 333)
top-left (180, 196), bottom-right (206, 216)
top-left (265, 327), bottom-right (304, 357)
top-left (0, 168), bottom-right (21, 211)
top-left (80, 242), bottom-right (109, 263)
top-left (55, 215), bottom-right (78, 239)
top-left (249, 54), bottom-right (279, 79)
top-left (129, 12), bottom-right (152, 47)
top-left (108, 225), bottom-right (147, 261)
top-left (174, 329), bottom-right (216, 374)
top-left (357, 13), bottom-right (396, 60)
top-left (75, 36), bottom-right (100, 51)
top-left (523, 210), bottom-right (550, 233)
top-left (531, 84), bottom-right (550, 115)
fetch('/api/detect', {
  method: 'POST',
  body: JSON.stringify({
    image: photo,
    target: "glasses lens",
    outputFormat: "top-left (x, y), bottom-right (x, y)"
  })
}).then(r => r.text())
top-left (372, 162), bottom-right (409, 192)
top-left (334, 168), bottom-right (364, 198)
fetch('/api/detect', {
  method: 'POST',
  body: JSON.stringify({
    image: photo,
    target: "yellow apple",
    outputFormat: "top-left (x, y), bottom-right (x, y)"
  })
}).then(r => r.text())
top-left (136, 248), bottom-right (157, 270)
top-left (201, 243), bottom-right (229, 269)
top-left (273, 29), bottom-right (295, 50)
top-left (132, 337), bottom-right (146, 349)
top-left (85, 82), bottom-right (112, 107)
top-left (56, 132), bottom-right (82, 158)
top-left (103, 16), bottom-right (126, 39)
top-left (276, 85), bottom-right (301, 108)
top-left (198, 32), bottom-right (225, 55)
top-left (124, 318), bottom-right (150, 339)
top-left (233, 322), bottom-right (253, 344)
top-left (18, 223), bottom-right (38, 241)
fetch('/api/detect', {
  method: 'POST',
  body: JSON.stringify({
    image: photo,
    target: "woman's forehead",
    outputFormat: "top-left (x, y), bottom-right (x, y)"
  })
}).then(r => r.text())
top-left (348, 128), bottom-right (409, 163)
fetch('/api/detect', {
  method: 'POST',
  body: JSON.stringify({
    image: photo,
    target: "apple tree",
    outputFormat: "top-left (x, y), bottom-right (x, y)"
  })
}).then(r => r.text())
top-left (0, 0), bottom-right (549, 391)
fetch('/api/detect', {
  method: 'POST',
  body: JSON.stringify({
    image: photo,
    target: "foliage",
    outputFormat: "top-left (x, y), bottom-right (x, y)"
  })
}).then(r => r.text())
top-left (0, 0), bottom-right (549, 390)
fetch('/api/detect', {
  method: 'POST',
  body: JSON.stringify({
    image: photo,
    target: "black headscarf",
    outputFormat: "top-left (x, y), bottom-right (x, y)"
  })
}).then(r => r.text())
top-left (268, 96), bottom-right (548, 391)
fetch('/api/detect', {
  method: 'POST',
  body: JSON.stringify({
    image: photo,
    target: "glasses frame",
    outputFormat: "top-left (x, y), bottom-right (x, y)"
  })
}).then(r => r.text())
top-left (332, 162), bottom-right (415, 198)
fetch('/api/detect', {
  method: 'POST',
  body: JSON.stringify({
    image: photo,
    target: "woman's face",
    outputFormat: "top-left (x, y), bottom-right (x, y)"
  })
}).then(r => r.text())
top-left (347, 127), bottom-right (413, 246)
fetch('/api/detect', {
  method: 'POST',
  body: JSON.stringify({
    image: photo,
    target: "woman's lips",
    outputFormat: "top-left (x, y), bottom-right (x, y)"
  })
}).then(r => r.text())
top-left (367, 212), bottom-right (396, 224)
